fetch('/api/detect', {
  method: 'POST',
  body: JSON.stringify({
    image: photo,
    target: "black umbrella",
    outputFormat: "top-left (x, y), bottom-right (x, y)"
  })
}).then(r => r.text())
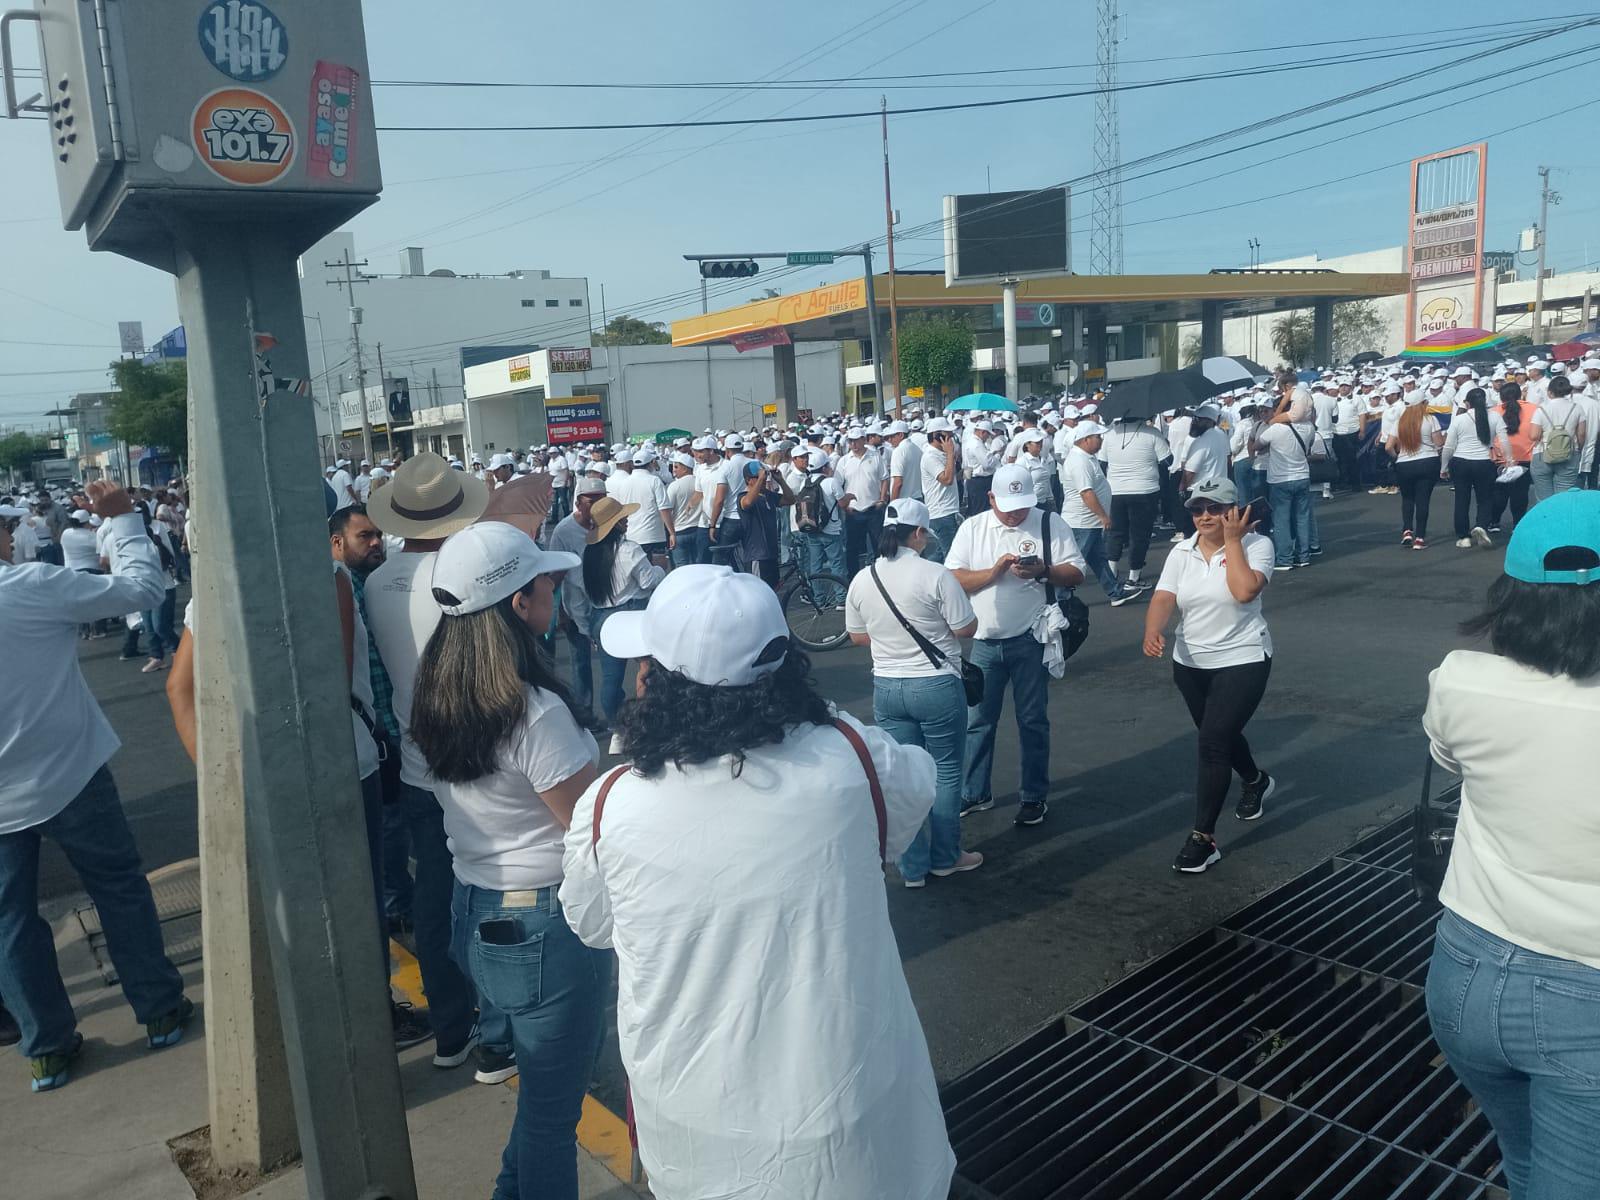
top-left (1098, 368), bottom-right (1223, 422)
top-left (1348, 350), bottom-right (1383, 366)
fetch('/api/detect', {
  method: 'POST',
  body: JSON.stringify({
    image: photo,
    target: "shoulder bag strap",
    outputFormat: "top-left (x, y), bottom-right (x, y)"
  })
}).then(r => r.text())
top-left (869, 563), bottom-right (948, 672)
top-left (1286, 423), bottom-right (1313, 460)
top-left (590, 762), bottom-right (633, 849)
top-left (1041, 509), bottom-right (1057, 604)
top-left (830, 717), bottom-right (887, 861)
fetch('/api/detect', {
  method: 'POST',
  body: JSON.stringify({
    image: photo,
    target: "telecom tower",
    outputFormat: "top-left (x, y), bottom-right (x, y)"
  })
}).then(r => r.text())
top-left (1091, 0), bottom-right (1125, 275)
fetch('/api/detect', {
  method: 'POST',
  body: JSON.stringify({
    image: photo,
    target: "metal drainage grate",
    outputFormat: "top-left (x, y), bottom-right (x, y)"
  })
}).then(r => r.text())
top-left (74, 858), bottom-right (203, 986)
top-left (943, 813), bottom-right (1506, 1200)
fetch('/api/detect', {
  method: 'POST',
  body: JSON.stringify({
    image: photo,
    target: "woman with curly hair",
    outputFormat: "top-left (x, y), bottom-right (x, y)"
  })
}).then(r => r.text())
top-left (559, 565), bottom-right (952, 1200)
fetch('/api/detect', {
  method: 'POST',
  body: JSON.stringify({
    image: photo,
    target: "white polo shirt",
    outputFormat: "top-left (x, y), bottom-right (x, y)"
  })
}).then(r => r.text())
top-left (844, 548), bottom-right (975, 679)
top-left (1098, 423), bottom-right (1171, 495)
top-left (835, 450), bottom-right (885, 513)
top-left (889, 438), bottom-right (923, 501)
top-left (1059, 446), bottom-right (1112, 530)
top-left (606, 469), bottom-right (671, 545)
top-left (1154, 532), bottom-right (1275, 669)
top-left (1181, 427), bottom-right (1231, 486)
top-left (944, 509), bottom-right (1086, 640)
top-left (919, 446), bottom-right (960, 519)
top-left (1255, 423), bottom-right (1313, 484)
top-left (667, 472), bottom-right (705, 530)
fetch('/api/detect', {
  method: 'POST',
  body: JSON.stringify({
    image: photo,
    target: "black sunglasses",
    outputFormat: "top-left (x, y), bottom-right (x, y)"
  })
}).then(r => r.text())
top-left (1187, 501), bottom-right (1232, 516)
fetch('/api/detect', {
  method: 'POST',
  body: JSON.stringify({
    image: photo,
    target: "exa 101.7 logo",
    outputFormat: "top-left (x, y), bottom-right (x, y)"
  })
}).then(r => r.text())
top-left (191, 88), bottom-right (296, 186)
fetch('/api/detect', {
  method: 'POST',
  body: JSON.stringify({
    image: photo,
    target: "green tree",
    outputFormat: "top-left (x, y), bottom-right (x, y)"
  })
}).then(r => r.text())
top-left (0, 430), bottom-right (48, 474)
top-left (1181, 332), bottom-right (1203, 368)
top-left (108, 359), bottom-right (188, 459)
top-left (897, 316), bottom-right (975, 403)
top-left (1270, 311), bottom-right (1314, 367)
top-left (595, 315), bottom-right (672, 346)
top-left (1332, 299), bottom-right (1387, 363)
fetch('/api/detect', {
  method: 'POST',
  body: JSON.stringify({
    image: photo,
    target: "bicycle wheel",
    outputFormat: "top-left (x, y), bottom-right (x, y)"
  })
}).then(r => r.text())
top-left (782, 573), bottom-right (850, 651)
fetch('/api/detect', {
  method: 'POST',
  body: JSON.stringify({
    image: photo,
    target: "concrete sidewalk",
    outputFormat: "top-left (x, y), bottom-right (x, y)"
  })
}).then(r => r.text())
top-left (1, 890), bottom-right (642, 1199)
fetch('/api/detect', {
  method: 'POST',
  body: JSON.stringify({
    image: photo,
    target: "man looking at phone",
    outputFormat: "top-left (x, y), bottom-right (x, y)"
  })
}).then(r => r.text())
top-left (945, 465), bottom-right (1086, 828)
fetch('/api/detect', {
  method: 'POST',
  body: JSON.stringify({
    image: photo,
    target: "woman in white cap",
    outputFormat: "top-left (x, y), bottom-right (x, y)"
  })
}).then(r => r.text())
top-left (1385, 392), bottom-right (1444, 551)
top-left (582, 496), bottom-right (666, 728)
top-left (1441, 386), bottom-right (1509, 549)
top-left (1142, 477), bottom-right (1276, 874)
top-left (1423, 491), bottom-right (1600, 1195)
top-left (846, 498), bottom-right (981, 888)
top-left (560, 566), bottom-right (950, 1200)
top-left (408, 522), bottom-right (600, 1200)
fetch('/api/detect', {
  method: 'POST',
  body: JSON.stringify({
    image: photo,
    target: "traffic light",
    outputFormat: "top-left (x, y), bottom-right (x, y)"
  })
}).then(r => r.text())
top-left (700, 259), bottom-right (759, 279)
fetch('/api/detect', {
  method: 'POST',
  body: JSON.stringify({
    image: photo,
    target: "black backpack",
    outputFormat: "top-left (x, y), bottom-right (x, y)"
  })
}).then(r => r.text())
top-left (794, 475), bottom-right (833, 534)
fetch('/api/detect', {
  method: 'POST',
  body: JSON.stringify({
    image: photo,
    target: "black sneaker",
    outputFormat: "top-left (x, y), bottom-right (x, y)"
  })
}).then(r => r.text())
top-left (387, 912), bottom-right (414, 938)
top-left (473, 1043), bottom-right (518, 1085)
top-left (1235, 771), bottom-right (1275, 821)
top-left (959, 797), bottom-right (994, 818)
top-left (1110, 581), bottom-right (1149, 607)
top-left (433, 1022), bottom-right (480, 1069)
top-left (391, 1002), bottom-right (433, 1051)
top-left (146, 996), bottom-right (195, 1049)
top-left (1173, 832), bottom-right (1221, 874)
top-left (1015, 799), bottom-right (1048, 827)
top-left (0, 1002), bottom-right (19, 1048)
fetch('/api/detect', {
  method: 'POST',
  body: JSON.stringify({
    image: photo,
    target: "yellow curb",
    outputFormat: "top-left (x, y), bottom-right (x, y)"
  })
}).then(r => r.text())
top-left (388, 938), bottom-right (635, 1184)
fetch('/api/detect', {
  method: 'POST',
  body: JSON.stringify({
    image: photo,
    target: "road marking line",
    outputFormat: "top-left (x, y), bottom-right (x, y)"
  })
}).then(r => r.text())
top-left (388, 938), bottom-right (634, 1184)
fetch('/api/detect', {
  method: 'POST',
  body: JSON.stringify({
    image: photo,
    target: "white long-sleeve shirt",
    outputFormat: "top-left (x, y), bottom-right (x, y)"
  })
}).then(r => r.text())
top-left (560, 713), bottom-right (952, 1200)
top-left (0, 512), bottom-right (165, 833)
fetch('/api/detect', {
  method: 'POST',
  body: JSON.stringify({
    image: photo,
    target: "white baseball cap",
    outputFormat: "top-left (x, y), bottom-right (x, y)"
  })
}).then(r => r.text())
top-left (489, 452), bottom-right (515, 470)
top-left (724, 434), bottom-right (744, 450)
top-left (884, 498), bottom-right (930, 530)
top-left (1073, 421), bottom-right (1108, 440)
top-left (429, 522), bottom-right (580, 617)
top-left (924, 417), bottom-right (955, 434)
top-left (600, 565), bottom-right (790, 687)
top-left (70, 508), bottom-right (92, 521)
top-left (885, 419), bottom-right (910, 436)
top-left (990, 464), bottom-right (1036, 512)
top-left (670, 451), bottom-right (695, 469)
top-left (575, 477), bottom-right (608, 498)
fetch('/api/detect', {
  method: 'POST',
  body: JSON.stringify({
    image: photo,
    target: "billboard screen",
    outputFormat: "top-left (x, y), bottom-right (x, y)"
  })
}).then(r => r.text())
top-left (943, 187), bottom-right (1071, 286)
top-left (546, 398), bottom-right (604, 445)
top-left (1406, 144), bottom-right (1487, 345)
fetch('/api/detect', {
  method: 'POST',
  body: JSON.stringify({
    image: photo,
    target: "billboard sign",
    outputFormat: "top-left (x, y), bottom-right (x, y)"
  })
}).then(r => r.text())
top-left (549, 347), bottom-right (592, 373)
top-left (546, 398), bottom-right (604, 444)
top-left (1405, 144), bottom-right (1488, 344)
top-left (989, 302), bottom-right (1057, 329)
top-left (944, 187), bottom-right (1072, 286)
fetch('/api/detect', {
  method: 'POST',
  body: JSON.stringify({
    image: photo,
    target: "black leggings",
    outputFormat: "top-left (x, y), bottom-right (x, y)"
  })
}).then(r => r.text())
top-left (1450, 457), bottom-right (1497, 539)
top-left (1172, 657), bottom-right (1271, 836)
top-left (1106, 491), bottom-right (1160, 574)
top-left (1489, 464), bottom-right (1531, 528)
top-left (1394, 458), bottom-right (1440, 538)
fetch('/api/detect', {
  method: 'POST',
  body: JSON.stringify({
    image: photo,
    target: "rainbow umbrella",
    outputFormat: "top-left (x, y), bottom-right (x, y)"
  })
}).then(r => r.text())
top-left (1403, 327), bottom-right (1505, 358)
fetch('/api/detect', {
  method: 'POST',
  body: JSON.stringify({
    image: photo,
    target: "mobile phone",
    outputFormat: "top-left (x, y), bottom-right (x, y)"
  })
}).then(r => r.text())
top-left (478, 918), bottom-right (523, 946)
top-left (1017, 554), bottom-right (1040, 567)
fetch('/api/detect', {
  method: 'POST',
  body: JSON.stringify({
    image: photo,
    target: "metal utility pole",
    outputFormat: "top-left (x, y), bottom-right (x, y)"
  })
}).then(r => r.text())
top-left (881, 97), bottom-right (903, 413)
top-left (1091, 0), bottom-right (1125, 275)
top-left (862, 243), bottom-right (886, 413)
top-left (325, 250), bottom-right (374, 462)
top-left (374, 341), bottom-right (389, 460)
top-left (1002, 280), bottom-right (1020, 404)
top-left (1248, 238), bottom-right (1261, 360)
top-left (1532, 166), bottom-right (1559, 344)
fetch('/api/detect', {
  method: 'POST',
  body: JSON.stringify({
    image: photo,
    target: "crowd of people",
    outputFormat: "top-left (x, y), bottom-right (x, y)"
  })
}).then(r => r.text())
top-left (2, 347), bottom-right (1598, 1196)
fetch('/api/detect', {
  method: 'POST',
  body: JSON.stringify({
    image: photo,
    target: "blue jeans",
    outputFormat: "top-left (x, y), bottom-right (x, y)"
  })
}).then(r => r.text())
top-left (450, 882), bottom-right (607, 1200)
top-left (398, 783), bottom-right (483, 1052)
top-left (142, 589), bottom-right (178, 661)
top-left (928, 514), bottom-right (962, 564)
top-left (0, 766), bottom-right (186, 1058)
top-left (794, 530), bottom-right (845, 605)
top-left (1069, 526), bottom-right (1121, 598)
top-left (561, 622), bottom-right (594, 716)
top-left (671, 526), bottom-right (708, 568)
top-left (1532, 454), bottom-right (1580, 503)
top-left (964, 633), bottom-right (1050, 808)
top-left (874, 674), bottom-right (967, 881)
top-left (591, 599), bottom-right (647, 726)
top-left (381, 791), bottom-right (414, 921)
top-left (1426, 910), bottom-right (1600, 1199)
top-left (1268, 478), bottom-right (1312, 566)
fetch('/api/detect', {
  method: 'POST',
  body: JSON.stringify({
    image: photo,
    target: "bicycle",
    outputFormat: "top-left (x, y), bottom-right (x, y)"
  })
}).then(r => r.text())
top-left (776, 557), bottom-right (850, 652)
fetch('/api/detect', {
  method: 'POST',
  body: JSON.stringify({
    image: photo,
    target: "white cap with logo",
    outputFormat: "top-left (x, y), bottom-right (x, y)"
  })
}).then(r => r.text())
top-left (990, 464), bottom-right (1036, 512)
top-left (600, 565), bottom-right (790, 687)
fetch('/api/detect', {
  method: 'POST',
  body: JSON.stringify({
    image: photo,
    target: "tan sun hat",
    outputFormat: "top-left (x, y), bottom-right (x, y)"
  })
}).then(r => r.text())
top-left (586, 495), bottom-right (638, 543)
top-left (367, 450), bottom-right (488, 539)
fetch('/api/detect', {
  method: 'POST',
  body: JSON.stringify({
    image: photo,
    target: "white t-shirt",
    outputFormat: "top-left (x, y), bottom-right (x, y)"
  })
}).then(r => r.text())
top-left (362, 551), bottom-right (441, 788)
top-left (1333, 394), bottom-right (1363, 435)
top-left (61, 526), bottom-right (101, 571)
top-left (1255, 422), bottom-right (1313, 484)
top-left (714, 458), bottom-right (745, 525)
top-left (592, 541), bottom-right (665, 611)
top-left (944, 509), bottom-right (1086, 640)
top-left (1020, 451), bottom-right (1053, 506)
top-left (1098, 423), bottom-right (1171, 495)
top-left (1379, 401), bottom-right (1404, 442)
top-left (1312, 394), bottom-right (1337, 435)
top-left (834, 450), bottom-right (885, 512)
top-left (606, 470), bottom-right (671, 545)
top-left (1154, 533), bottom-right (1275, 669)
top-left (1059, 446), bottom-right (1112, 530)
top-left (666, 473), bottom-right (704, 530)
top-left (1531, 396), bottom-right (1583, 460)
top-left (1230, 416), bottom-right (1266, 473)
top-left (329, 468), bottom-right (354, 511)
top-left (845, 549), bottom-right (975, 680)
top-left (435, 685), bottom-right (597, 891)
top-left (353, 473), bottom-right (374, 504)
top-left (1165, 415), bottom-right (1193, 469)
top-left (796, 474), bottom-right (846, 537)
top-left (919, 447), bottom-right (960, 519)
top-left (1442, 408), bottom-right (1507, 464)
top-left (965, 435), bottom-right (1002, 477)
top-left (889, 439), bottom-right (923, 501)
top-left (1391, 409), bottom-right (1442, 463)
top-left (1181, 427), bottom-right (1231, 487)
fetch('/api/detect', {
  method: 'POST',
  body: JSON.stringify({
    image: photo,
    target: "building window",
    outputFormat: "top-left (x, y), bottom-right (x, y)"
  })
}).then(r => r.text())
top-left (545, 299), bottom-right (559, 308)
top-left (521, 299), bottom-right (537, 307)
top-left (569, 298), bottom-right (584, 307)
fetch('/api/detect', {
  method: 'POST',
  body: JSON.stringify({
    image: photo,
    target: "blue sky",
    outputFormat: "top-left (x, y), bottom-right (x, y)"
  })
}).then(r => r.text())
top-left (3, 0), bottom-right (1598, 425)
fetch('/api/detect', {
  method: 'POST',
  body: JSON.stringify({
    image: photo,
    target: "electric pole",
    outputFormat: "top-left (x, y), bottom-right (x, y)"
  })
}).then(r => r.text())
top-left (882, 96), bottom-right (903, 413)
top-left (1091, 0), bottom-right (1125, 275)
top-left (325, 250), bottom-right (374, 462)
top-left (1532, 166), bottom-right (1560, 344)
top-left (374, 341), bottom-right (389, 460)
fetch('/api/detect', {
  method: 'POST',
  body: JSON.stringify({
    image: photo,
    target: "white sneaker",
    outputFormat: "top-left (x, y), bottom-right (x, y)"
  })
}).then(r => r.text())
top-left (930, 851), bottom-right (984, 877)
top-left (1471, 526), bottom-right (1492, 548)
top-left (1455, 537), bottom-right (1473, 548)
top-left (609, 732), bottom-right (624, 755)
top-left (1169, 532), bottom-right (1185, 543)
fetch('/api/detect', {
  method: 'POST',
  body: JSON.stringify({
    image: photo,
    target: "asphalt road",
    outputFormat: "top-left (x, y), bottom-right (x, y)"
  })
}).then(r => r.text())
top-left (55, 488), bottom-right (1505, 1092)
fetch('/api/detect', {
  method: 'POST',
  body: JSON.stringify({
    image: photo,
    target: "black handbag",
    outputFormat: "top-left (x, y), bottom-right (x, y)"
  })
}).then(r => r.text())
top-left (1288, 423), bottom-right (1341, 486)
top-left (1041, 511), bottom-right (1090, 661)
top-left (1409, 752), bottom-right (1460, 908)
top-left (868, 564), bottom-right (985, 707)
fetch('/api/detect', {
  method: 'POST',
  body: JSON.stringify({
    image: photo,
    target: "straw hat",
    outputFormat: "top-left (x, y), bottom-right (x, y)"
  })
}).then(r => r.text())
top-left (586, 496), bottom-right (638, 543)
top-left (366, 450), bottom-right (488, 539)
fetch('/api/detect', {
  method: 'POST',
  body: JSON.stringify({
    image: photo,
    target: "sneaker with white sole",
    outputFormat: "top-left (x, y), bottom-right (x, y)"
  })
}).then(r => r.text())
top-left (433, 1023), bottom-right (480, 1069)
top-left (1471, 526), bottom-right (1492, 548)
top-left (1455, 537), bottom-right (1473, 548)
top-left (608, 732), bottom-right (624, 755)
top-left (959, 797), bottom-right (994, 818)
top-left (1014, 799), bottom-right (1048, 827)
top-left (1172, 832), bottom-right (1221, 874)
top-left (1235, 772), bottom-right (1275, 821)
top-left (1110, 581), bottom-right (1149, 607)
top-left (473, 1044), bottom-right (518, 1085)
top-left (903, 875), bottom-right (926, 889)
top-left (930, 851), bottom-right (984, 877)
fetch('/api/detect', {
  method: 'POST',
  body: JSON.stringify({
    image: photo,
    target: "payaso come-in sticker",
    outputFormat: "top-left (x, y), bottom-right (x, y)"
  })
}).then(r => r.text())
top-left (191, 87), bottom-right (295, 185)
